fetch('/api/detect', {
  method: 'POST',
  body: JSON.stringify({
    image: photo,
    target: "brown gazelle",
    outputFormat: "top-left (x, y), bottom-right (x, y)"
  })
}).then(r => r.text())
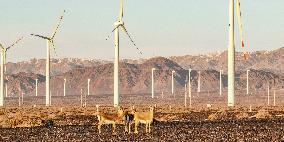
top-left (96, 106), bottom-right (124, 134)
top-left (123, 109), bottom-right (135, 133)
top-left (134, 106), bottom-right (155, 134)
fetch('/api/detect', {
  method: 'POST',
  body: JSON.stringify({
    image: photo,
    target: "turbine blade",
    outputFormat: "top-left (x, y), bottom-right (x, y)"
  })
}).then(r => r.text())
top-left (236, 0), bottom-right (245, 48)
top-left (3, 50), bottom-right (6, 65)
top-left (31, 34), bottom-right (49, 40)
top-left (106, 26), bottom-right (119, 40)
top-left (51, 10), bottom-right (66, 39)
top-left (121, 25), bottom-right (142, 55)
top-left (50, 40), bottom-right (58, 57)
top-left (6, 36), bottom-right (24, 50)
top-left (0, 44), bottom-right (4, 50)
top-left (119, 0), bottom-right (124, 21)
top-left (236, 0), bottom-right (249, 61)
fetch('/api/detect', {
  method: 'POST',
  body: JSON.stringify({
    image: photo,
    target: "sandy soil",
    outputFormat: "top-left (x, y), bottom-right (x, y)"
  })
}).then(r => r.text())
top-left (1, 92), bottom-right (284, 141)
top-left (1, 106), bottom-right (284, 141)
top-left (1, 119), bottom-right (284, 141)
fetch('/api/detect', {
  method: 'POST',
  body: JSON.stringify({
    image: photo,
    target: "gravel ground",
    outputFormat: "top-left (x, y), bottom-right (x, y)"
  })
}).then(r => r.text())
top-left (1, 119), bottom-right (284, 141)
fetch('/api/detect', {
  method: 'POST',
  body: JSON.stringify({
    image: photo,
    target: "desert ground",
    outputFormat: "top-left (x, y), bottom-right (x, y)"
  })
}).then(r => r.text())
top-left (1, 92), bottom-right (284, 141)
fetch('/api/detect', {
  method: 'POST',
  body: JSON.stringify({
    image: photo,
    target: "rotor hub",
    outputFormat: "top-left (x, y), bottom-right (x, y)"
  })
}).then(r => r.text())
top-left (114, 21), bottom-right (124, 27)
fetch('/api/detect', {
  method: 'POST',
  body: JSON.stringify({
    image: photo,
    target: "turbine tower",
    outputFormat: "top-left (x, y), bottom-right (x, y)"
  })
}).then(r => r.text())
top-left (246, 70), bottom-right (250, 95)
top-left (87, 78), bottom-right (90, 96)
top-left (220, 70), bottom-right (223, 96)
top-left (106, 0), bottom-right (142, 107)
top-left (35, 79), bottom-right (38, 96)
top-left (197, 71), bottom-right (201, 93)
top-left (171, 70), bottom-right (175, 96)
top-left (0, 37), bottom-right (23, 106)
top-left (31, 10), bottom-right (66, 107)
top-left (228, 0), bottom-right (248, 106)
top-left (64, 78), bottom-right (66, 97)
top-left (188, 69), bottom-right (192, 107)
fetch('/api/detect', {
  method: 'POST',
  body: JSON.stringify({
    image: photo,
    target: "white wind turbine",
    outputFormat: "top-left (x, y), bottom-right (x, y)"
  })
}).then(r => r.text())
top-left (171, 70), bottom-right (175, 97)
top-left (220, 69), bottom-right (223, 96)
top-left (188, 69), bottom-right (192, 108)
top-left (0, 37), bottom-right (23, 106)
top-left (106, 0), bottom-right (142, 107)
top-left (63, 78), bottom-right (66, 97)
top-left (197, 71), bottom-right (201, 93)
top-left (87, 78), bottom-right (90, 96)
top-left (31, 10), bottom-right (66, 107)
top-left (228, 0), bottom-right (248, 106)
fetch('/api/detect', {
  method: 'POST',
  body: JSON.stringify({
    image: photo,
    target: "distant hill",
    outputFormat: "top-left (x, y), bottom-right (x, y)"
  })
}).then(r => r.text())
top-left (3, 48), bottom-right (283, 96)
top-left (169, 47), bottom-right (284, 74)
top-left (5, 47), bottom-right (284, 76)
top-left (5, 58), bottom-right (109, 76)
top-left (7, 57), bottom-right (281, 97)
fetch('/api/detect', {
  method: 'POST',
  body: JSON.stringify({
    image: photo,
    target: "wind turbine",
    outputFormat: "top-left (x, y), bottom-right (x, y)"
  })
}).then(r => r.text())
top-left (106, 0), bottom-right (142, 107)
top-left (63, 78), bottom-right (66, 97)
top-left (35, 79), bottom-right (38, 96)
top-left (171, 70), bottom-right (175, 97)
top-left (220, 70), bottom-right (223, 96)
top-left (0, 37), bottom-right (23, 106)
top-left (87, 78), bottom-right (90, 96)
top-left (188, 69), bottom-right (192, 108)
top-left (197, 71), bottom-right (201, 93)
top-left (31, 10), bottom-right (66, 107)
top-left (246, 69), bottom-right (250, 95)
top-left (228, 0), bottom-right (248, 106)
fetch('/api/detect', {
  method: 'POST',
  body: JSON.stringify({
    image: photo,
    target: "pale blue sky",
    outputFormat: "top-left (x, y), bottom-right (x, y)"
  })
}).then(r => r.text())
top-left (0, 0), bottom-right (283, 62)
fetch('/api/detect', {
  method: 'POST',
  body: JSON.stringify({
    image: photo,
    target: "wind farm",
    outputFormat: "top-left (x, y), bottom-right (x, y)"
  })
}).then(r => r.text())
top-left (0, 0), bottom-right (284, 141)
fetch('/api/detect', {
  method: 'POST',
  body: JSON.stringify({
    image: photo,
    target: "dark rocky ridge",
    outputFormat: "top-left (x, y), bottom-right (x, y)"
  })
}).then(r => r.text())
top-left (2, 47), bottom-right (283, 96)
top-left (24, 57), bottom-right (283, 97)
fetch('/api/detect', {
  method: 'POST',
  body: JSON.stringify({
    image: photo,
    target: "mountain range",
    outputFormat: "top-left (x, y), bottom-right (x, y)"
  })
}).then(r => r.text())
top-left (3, 48), bottom-right (284, 97)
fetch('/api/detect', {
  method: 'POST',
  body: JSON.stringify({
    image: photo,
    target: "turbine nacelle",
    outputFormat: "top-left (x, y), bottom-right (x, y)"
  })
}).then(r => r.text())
top-left (30, 34), bottom-right (57, 56)
top-left (114, 21), bottom-right (124, 27)
top-left (0, 37), bottom-right (23, 65)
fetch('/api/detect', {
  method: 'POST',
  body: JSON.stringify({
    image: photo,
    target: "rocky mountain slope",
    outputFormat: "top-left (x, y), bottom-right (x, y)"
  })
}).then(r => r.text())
top-left (4, 57), bottom-right (280, 97)
top-left (169, 47), bottom-right (284, 74)
top-left (2, 48), bottom-right (283, 96)
top-left (6, 58), bottom-right (108, 76)
top-left (5, 72), bottom-right (45, 96)
top-left (5, 48), bottom-right (284, 76)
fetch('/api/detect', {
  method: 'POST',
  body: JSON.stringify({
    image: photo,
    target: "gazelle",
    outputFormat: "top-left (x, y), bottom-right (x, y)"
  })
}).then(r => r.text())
top-left (123, 109), bottom-right (135, 133)
top-left (134, 106), bottom-right (155, 134)
top-left (96, 106), bottom-right (124, 134)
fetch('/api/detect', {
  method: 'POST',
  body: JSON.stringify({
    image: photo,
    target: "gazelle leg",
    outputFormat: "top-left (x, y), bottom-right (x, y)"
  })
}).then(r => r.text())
top-left (98, 124), bottom-right (102, 134)
top-left (145, 123), bottom-right (148, 133)
top-left (134, 121), bottom-right (138, 134)
top-left (128, 123), bottom-right (131, 133)
top-left (148, 123), bottom-right (151, 133)
top-left (113, 123), bottom-right (116, 133)
top-left (125, 123), bottom-right (128, 133)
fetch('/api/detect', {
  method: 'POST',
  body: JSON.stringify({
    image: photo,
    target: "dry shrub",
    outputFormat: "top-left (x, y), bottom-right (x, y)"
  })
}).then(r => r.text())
top-left (7, 112), bottom-right (24, 127)
top-left (208, 111), bottom-right (227, 121)
top-left (208, 113), bottom-right (219, 121)
top-left (236, 112), bottom-right (249, 120)
top-left (0, 114), bottom-right (10, 128)
top-left (0, 109), bottom-right (5, 115)
top-left (156, 114), bottom-right (178, 122)
top-left (253, 109), bottom-right (272, 119)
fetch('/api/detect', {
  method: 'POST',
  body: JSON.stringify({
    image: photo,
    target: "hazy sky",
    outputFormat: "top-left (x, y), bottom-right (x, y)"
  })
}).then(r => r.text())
top-left (0, 0), bottom-right (284, 62)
